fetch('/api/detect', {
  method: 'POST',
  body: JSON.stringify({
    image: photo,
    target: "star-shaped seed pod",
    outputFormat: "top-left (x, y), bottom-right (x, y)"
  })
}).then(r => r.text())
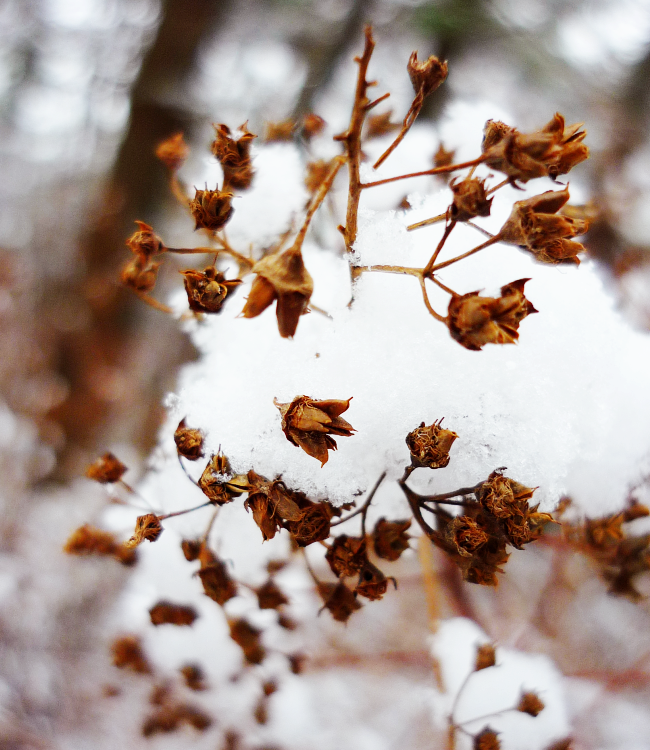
top-left (275, 395), bottom-right (355, 465)
top-left (325, 535), bottom-right (368, 578)
top-left (407, 51), bottom-right (448, 99)
top-left (482, 112), bottom-right (588, 183)
top-left (211, 123), bottom-right (256, 190)
top-left (181, 267), bottom-right (242, 313)
top-left (449, 176), bottom-right (493, 222)
top-left (241, 244), bottom-right (314, 338)
top-left (447, 279), bottom-right (537, 351)
top-left (499, 186), bottom-right (589, 264)
top-left (372, 518), bottom-right (412, 561)
top-left (406, 419), bottom-right (458, 469)
top-left (126, 221), bottom-right (165, 258)
top-left (189, 186), bottom-right (234, 231)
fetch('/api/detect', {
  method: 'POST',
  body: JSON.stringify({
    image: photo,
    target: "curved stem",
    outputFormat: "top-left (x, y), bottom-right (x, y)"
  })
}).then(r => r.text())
top-left (330, 471), bottom-right (386, 529)
top-left (134, 291), bottom-right (173, 314)
top-left (361, 156), bottom-right (486, 190)
top-left (373, 93), bottom-right (423, 169)
top-left (419, 276), bottom-right (446, 322)
top-left (158, 500), bottom-right (212, 521)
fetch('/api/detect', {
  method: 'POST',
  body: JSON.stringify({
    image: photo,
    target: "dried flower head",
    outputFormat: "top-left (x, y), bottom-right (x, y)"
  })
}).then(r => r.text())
top-left (211, 123), bottom-right (256, 190)
top-left (407, 51), bottom-right (448, 98)
top-left (255, 579), bottom-right (289, 610)
top-left (86, 452), bottom-right (127, 484)
top-left (264, 119), bottom-right (295, 142)
top-left (285, 499), bottom-right (334, 547)
top-left (406, 419), bottom-right (458, 468)
top-left (355, 560), bottom-right (394, 601)
top-left (518, 691), bottom-right (545, 717)
top-left (326, 535), bottom-right (368, 578)
top-left (126, 220), bottom-right (165, 258)
top-left (241, 245), bottom-right (314, 338)
top-left (180, 664), bottom-right (208, 691)
top-left (448, 516), bottom-right (491, 557)
top-left (372, 518), bottom-right (412, 561)
top-left (447, 279), bottom-right (537, 351)
top-left (189, 186), bottom-right (234, 231)
top-left (474, 727), bottom-right (501, 750)
top-left (63, 524), bottom-right (137, 565)
top-left (477, 472), bottom-right (536, 519)
top-left (120, 254), bottom-right (160, 293)
top-left (302, 113), bottom-right (326, 139)
top-left (482, 113), bottom-right (588, 183)
top-left (181, 538), bottom-right (202, 561)
top-left (305, 159), bottom-right (336, 194)
top-left (181, 266), bottom-right (242, 314)
top-left (449, 177), bottom-right (493, 222)
top-left (275, 395), bottom-right (355, 465)
top-left (197, 547), bottom-right (238, 605)
top-left (126, 514), bottom-right (163, 548)
top-left (317, 581), bottom-right (362, 623)
top-left (198, 452), bottom-right (249, 505)
top-left (500, 187), bottom-right (589, 265)
top-left (475, 643), bottom-right (496, 671)
top-left (155, 132), bottom-right (189, 171)
top-left (112, 635), bottom-right (151, 674)
top-left (174, 419), bottom-right (204, 461)
top-left (229, 618), bottom-right (266, 664)
top-left (365, 110), bottom-right (401, 139)
top-left (434, 142), bottom-right (455, 170)
top-left (149, 601), bottom-right (198, 627)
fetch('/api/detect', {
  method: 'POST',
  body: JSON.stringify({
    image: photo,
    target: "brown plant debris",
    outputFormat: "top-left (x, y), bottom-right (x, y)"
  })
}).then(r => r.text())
top-left (180, 664), bottom-right (208, 691)
top-left (182, 267), bottom-right (243, 314)
top-left (302, 113), bottom-right (326, 139)
top-left (355, 560), bottom-right (395, 601)
top-left (366, 110), bottom-right (401, 139)
top-left (120, 254), bottom-right (160, 293)
top-left (373, 518), bottom-right (412, 561)
top-left (317, 581), bottom-right (363, 623)
top-left (142, 703), bottom-right (212, 736)
top-left (174, 419), bottom-right (205, 461)
top-left (500, 187), bottom-right (589, 265)
top-left (406, 419), bottom-right (458, 469)
top-left (474, 727), bottom-right (501, 750)
top-left (229, 618), bottom-right (266, 664)
top-left (482, 113), bottom-right (588, 184)
top-left (212, 122), bottom-right (256, 190)
top-left (275, 395), bottom-right (355, 465)
top-left (199, 452), bottom-right (250, 505)
top-left (197, 547), bottom-right (238, 605)
top-left (447, 279), bottom-right (537, 351)
top-left (407, 52), bottom-right (448, 99)
top-left (85, 452), bottom-right (127, 484)
top-left (111, 635), bottom-right (152, 674)
top-left (264, 119), bottom-right (295, 142)
top-left (449, 177), bottom-right (493, 222)
top-left (149, 601), bottom-right (198, 627)
top-left (241, 245), bottom-right (314, 338)
top-left (64, 524), bottom-right (137, 566)
top-left (126, 514), bottom-right (163, 548)
top-left (156, 132), bottom-right (189, 171)
top-left (518, 691), bottom-right (545, 717)
top-left (255, 579), bottom-right (289, 610)
top-left (475, 643), bottom-right (496, 671)
top-left (126, 220), bottom-right (165, 258)
top-left (326, 535), bottom-right (368, 578)
top-left (181, 538), bottom-right (203, 562)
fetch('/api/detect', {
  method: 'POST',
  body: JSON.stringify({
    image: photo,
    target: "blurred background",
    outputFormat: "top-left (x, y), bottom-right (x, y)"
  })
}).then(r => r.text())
top-left (2, 0), bottom-right (650, 747)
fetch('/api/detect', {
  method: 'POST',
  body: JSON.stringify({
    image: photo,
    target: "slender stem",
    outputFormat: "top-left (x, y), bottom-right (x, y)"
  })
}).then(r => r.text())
top-left (134, 292), bottom-right (173, 314)
top-left (309, 303), bottom-right (333, 320)
top-left (429, 275), bottom-right (458, 296)
top-left (170, 174), bottom-right (190, 207)
top-left (293, 155), bottom-right (345, 249)
top-left (423, 220), bottom-right (456, 275)
top-left (330, 471), bottom-right (387, 529)
top-left (457, 707), bottom-right (513, 727)
top-left (373, 92), bottom-right (423, 169)
top-left (486, 177), bottom-right (509, 196)
top-left (201, 505), bottom-right (220, 545)
top-left (418, 276), bottom-right (446, 322)
top-left (361, 156), bottom-right (486, 190)
top-left (429, 235), bottom-right (500, 273)
top-left (450, 670), bottom-right (474, 722)
top-left (418, 483), bottom-right (483, 503)
top-left (337, 25), bottom-right (376, 255)
top-left (465, 221), bottom-right (495, 239)
top-left (177, 454), bottom-right (200, 486)
top-left (423, 498), bottom-right (473, 508)
top-left (365, 92), bottom-right (390, 112)
top-left (166, 244), bottom-right (254, 270)
top-left (399, 478), bottom-right (435, 537)
top-left (366, 264), bottom-right (422, 277)
top-left (407, 212), bottom-right (447, 232)
top-left (158, 500), bottom-right (212, 521)
top-left (119, 480), bottom-right (159, 512)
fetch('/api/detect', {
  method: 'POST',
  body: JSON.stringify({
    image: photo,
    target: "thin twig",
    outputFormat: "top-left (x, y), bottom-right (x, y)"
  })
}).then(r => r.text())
top-left (134, 292), bottom-right (174, 314)
top-left (158, 500), bottom-right (213, 521)
top-left (177, 454), bottom-right (200, 486)
top-left (418, 276), bottom-right (446, 322)
top-left (428, 235), bottom-right (500, 273)
top-left (361, 156), bottom-right (486, 190)
top-left (330, 471), bottom-right (387, 529)
top-left (201, 505), bottom-right (221, 545)
top-left (373, 91), bottom-right (423, 169)
top-left (407, 212), bottom-right (447, 231)
top-left (423, 219), bottom-right (456, 275)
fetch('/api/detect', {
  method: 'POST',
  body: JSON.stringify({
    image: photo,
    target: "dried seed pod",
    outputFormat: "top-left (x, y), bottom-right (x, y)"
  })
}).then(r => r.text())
top-left (63, 524), bottom-right (137, 566)
top-left (174, 419), bottom-right (204, 460)
top-left (241, 245), bottom-right (314, 338)
top-left (120, 254), bottom-right (160, 293)
top-left (406, 419), bottom-right (458, 469)
top-left (149, 601), bottom-right (198, 627)
top-left (86, 452), bottom-right (127, 484)
top-left (189, 186), bottom-right (234, 231)
top-left (475, 643), bottom-right (496, 671)
top-left (126, 514), bottom-right (163, 548)
top-left (181, 538), bottom-right (202, 562)
top-left (476, 472), bottom-right (536, 519)
top-left (180, 664), bottom-right (208, 691)
top-left (434, 142), bottom-right (455, 170)
top-left (181, 267), bottom-right (242, 314)
top-left (197, 547), bottom-right (237, 605)
top-left (301, 113), bottom-right (326, 139)
top-left (447, 279), bottom-right (537, 351)
top-left (285, 501), bottom-right (334, 547)
top-left (517, 691), bottom-right (545, 717)
top-left (355, 560), bottom-right (395, 601)
top-left (155, 132), bottom-right (189, 171)
top-left (229, 618), bottom-right (266, 664)
top-left (275, 395), bottom-right (355, 465)
top-left (365, 110), bottom-right (401, 139)
top-left (211, 122), bottom-right (256, 190)
top-left (317, 581), bottom-right (362, 623)
top-left (126, 221), bottom-right (165, 258)
top-left (447, 516), bottom-right (491, 558)
top-left (305, 159), bottom-right (336, 193)
top-left (449, 177), bottom-right (493, 222)
top-left (264, 119), bottom-right (295, 142)
top-left (407, 52), bottom-right (448, 98)
top-left (199, 452), bottom-right (248, 505)
top-left (372, 518), bottom-right (412, 561)
top-left (500, 187), bottom-right (589, 265)
top-left (326, 535), bottom-right (368, 578)
top-left (474, 727), bottom-right (501, 750)
top-left (111, 635), bottom-right (152, 674)
top-left (482, 113), bottom-right (588, 183)
top-left (255, 579), bottom-right (289, 610)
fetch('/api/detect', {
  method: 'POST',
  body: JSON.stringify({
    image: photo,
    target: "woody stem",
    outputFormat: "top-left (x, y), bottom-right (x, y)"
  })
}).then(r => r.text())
top-left (158, 501), bottom-right (213, 521)
top-left (361, 156), bottom-right (486, 190)
top-left (399, 477), bottom-right (436, 537)
top-left (428, 234), bottom-right (501, 273)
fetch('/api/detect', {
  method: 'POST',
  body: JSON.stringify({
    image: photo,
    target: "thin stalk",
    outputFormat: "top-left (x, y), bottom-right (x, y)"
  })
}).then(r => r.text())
top-left (135, 292), bottom-right (173, 314)
top-left (429, 235), bottom-right (500, 273)
top-left (361, 156), bottom-right (486, 190)
top-left (373, 91), bottom-right (423, 169)
top-left (293, 155), bottom-right (345, 249)
top-left (407, 212), bottom-right (447, 231)
top-left (423, 220), bottom-right (456, 275)
top-left (201, 505), bottom-right (220, 545)
top-left (419, 276), bottom-right (446, 322)
top-left (158, 500), bottom-right (213, 521)
top-left (330, 471), bottom-right (387, 529)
